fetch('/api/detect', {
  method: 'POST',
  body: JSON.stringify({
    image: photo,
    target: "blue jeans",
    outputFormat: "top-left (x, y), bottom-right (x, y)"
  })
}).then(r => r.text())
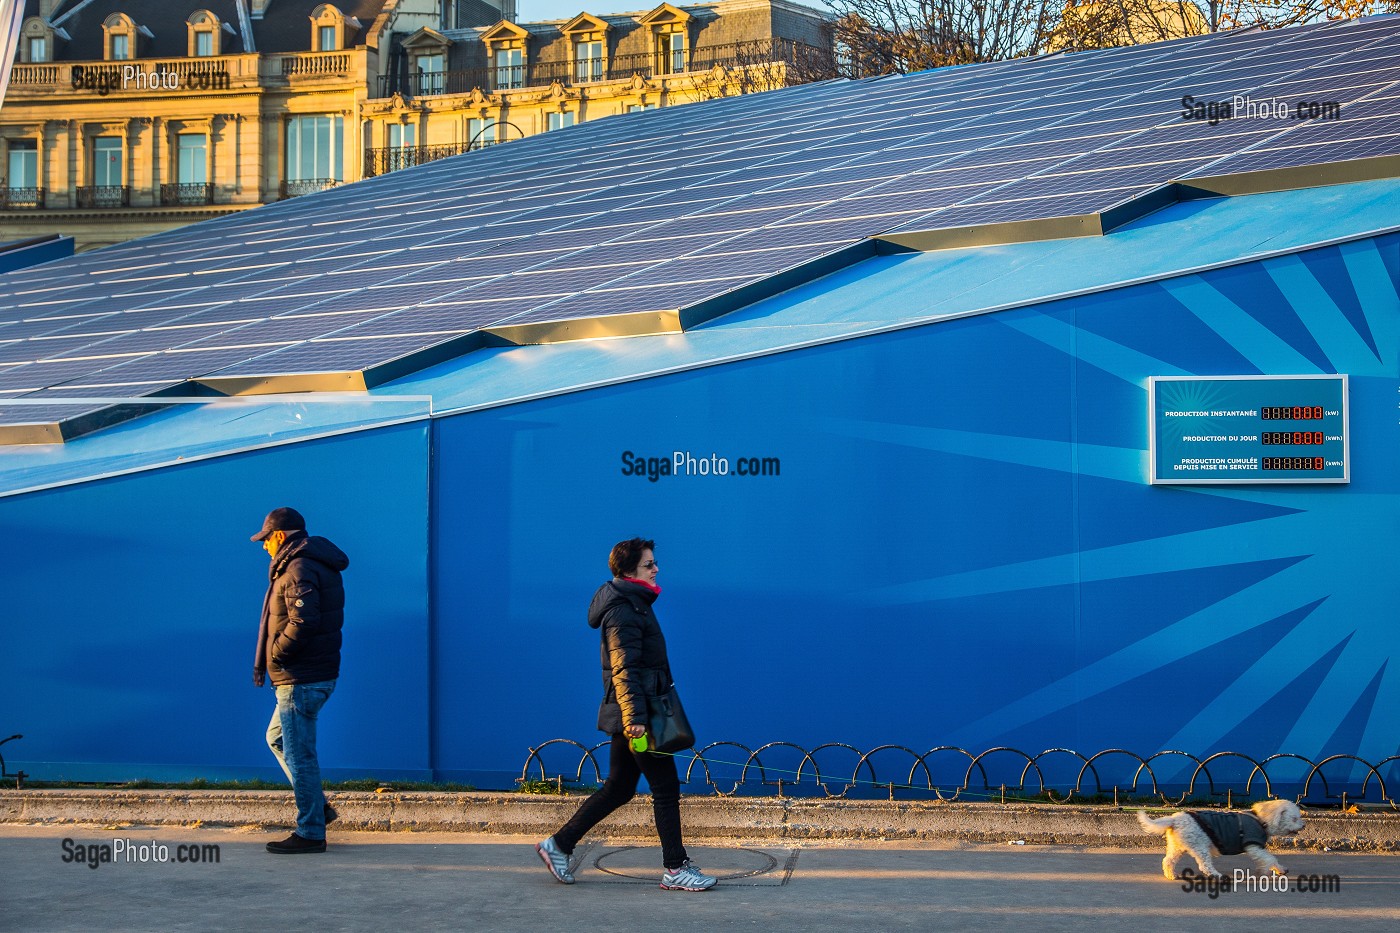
top-left (266, 680), bottom-right (336, 841)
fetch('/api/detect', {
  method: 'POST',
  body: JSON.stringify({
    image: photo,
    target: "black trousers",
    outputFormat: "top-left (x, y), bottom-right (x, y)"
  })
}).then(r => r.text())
top-left (552, 733), bottom-right (688, 870)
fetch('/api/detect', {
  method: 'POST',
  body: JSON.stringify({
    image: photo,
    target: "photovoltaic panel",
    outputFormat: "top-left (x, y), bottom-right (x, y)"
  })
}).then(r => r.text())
top-left (0, 402), bottom-right (113, 427)
top-left (177, 313), bottom-right (387, 348)
top-left (6, 16), bottom-right (1400, 435)
top-left (492, 265), bottom-right (639, 294)
top-left (346, 303), bottom-right (518, 335)
top-left (0, 356), bottom-right (157, 392)
top-left (208, 334), bottom-right (458, 376)
top-left (412, 295), bottom-right (559, 321)
top-left (1191, 134), bottom-right (1400, 176)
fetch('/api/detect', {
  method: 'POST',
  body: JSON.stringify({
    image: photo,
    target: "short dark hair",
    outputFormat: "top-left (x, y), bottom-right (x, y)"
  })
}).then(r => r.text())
top-left (609, 537), bottom-right (655, 578)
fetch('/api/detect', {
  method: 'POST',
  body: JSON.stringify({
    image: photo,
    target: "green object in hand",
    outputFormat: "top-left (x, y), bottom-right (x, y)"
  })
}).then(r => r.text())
top-left (630, 734), bottom-right (649, 753)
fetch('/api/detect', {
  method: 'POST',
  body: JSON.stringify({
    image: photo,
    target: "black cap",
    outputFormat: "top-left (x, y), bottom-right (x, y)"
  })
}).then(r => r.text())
top-left (251, 507), bottom-right (306, 542)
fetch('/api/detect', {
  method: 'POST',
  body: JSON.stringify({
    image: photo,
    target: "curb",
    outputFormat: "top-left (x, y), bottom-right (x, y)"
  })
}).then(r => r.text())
top-left (2, 791), bottom-right (1397, 850)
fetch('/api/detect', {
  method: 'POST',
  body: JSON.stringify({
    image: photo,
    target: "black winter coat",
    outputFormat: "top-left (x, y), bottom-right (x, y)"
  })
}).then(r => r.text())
top-left (253, 531), bottom-right (350, 686)
top-left (590, 579), bottom-right (672, 735)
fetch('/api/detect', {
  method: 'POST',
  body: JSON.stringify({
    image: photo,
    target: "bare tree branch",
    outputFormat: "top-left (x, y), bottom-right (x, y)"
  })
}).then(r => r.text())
top-left (827, 0), bottom-right (1400, 73)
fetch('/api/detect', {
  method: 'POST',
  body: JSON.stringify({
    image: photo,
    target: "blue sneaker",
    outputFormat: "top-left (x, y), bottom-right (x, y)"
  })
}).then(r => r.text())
top-left (660, 859), bottom-right (716, 891)
top-left (535, 837), bottom-right (575, 884)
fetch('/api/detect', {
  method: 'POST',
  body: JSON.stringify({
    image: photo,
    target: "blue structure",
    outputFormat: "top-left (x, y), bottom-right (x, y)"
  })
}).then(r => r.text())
top-left (2, 21), bottom-right (1399, 796)
top-left (0, 235), bottom-right (72, 274)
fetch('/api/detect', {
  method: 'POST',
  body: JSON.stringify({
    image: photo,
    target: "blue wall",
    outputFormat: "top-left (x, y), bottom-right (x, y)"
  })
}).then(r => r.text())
top-left (1, 423), bottom-right (431, 782)
top-left (433, 233), bottom-right (1400, 789)
top-left (4, 234), bottom-right (1397, 794)
top-left (0, 236), bottom-right (73, 274)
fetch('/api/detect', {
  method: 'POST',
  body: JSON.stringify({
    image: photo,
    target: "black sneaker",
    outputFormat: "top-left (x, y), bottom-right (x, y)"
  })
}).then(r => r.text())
top-left (324, 801), bottom-right (339, 825)
top-left (266, 833), bottom-right (327, 854)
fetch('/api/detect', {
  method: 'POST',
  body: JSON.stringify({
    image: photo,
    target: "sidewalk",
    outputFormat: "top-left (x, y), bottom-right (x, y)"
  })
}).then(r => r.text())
top-left (3, 790), bottom-right (1399, 850)
top-left (1, 824), bottom-right (1397, 933)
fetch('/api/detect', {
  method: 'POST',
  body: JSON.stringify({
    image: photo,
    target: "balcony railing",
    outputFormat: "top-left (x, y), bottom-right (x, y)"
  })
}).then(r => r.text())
top-left (12, 51), bottom-right (354, 91)
top-left (160, 183), bottom-right (214, 206)
top-left (363, 141), bottom-right (499, 178)
top-left (279, 178), bottom-right (339, 198)
top-left (76, 185), bottom-right (130, 208)
top-left (9, 55), bottom-right (257, 95)
top-left (279, 51), bottom-right (351, 78)
top-left (0, 187), bottom-right (45, 209)
top-left (375, 40), bottom-right (831, 99)
top-left (382, 56), bottom-right (647, 98)
top-left (8, 63), bottom-right (58, 85)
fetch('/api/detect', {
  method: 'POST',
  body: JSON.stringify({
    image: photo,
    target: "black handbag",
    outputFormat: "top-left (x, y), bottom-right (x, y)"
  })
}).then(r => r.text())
top-left (645, 685), bottom-right (695, 753)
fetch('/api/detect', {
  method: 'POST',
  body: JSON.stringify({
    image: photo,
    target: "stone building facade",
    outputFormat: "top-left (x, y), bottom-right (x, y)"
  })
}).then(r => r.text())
top-left (1, 0), bottom-right (830, 250)
top-left (365, 1), bottom-right (830, 176)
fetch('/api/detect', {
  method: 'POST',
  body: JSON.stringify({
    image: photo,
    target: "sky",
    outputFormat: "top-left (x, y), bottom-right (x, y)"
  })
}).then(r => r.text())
top-left (513, 0), bottom-right (831, 23)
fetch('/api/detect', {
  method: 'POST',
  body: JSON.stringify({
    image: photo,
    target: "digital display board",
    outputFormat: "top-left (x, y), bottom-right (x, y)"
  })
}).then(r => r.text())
top-left (1149, 375), bottom-right (1348, 484)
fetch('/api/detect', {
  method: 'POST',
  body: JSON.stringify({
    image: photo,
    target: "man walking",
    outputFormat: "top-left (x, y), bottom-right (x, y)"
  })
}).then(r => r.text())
top-left (251, 507), bottom-right (349, 854)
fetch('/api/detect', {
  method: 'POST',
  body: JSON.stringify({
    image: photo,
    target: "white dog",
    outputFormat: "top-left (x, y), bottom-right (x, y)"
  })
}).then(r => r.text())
top-left (1137, 800), bottom-right (1305, 879)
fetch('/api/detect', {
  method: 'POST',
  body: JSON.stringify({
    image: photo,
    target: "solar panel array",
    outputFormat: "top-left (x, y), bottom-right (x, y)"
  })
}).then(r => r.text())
top-left (3, 15), bottom-right (1400, 438)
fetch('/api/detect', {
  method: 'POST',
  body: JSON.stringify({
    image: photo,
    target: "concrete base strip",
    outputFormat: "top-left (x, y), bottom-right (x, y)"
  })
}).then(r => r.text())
top-left (1, 791), bottom-right (1397, 850)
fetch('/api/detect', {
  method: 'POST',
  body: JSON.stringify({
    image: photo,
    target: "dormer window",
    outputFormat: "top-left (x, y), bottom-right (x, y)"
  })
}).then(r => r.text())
top-left (562, 14), bottom-right (611, 84)
top-left (639, 5), bottom-right (691, 76)
top-left (311, 4), bottom-right (347, 51)
top-left (495, 46), bottom-right (522, 89)
top-left (400, 27), bottom-right (453, 97)
top-left (103, 13), bottom-right (140, 61)
top-left (659, 31), bottom-right (684, 73)
top-left (20, 17), bottom-right (54, 63)
top-left (188, 10), bottom-right (223, 57)
top-left (481, 21), bottom-right (530, 92)
top-left (577, 41), bottom-right (603, 81)
top-left (414, 52), bottom-right (444, 94)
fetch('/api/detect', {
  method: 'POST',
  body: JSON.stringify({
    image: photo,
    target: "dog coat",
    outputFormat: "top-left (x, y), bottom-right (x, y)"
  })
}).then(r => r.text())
top-left (1188, 811), bottom-right (1269, 855)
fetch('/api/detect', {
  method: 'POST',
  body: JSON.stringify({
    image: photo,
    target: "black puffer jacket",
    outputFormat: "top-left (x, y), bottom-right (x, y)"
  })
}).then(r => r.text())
top-left (590, 579), bottom-right (672, 735)
top-left (253, 531), bottom-right (350, 686)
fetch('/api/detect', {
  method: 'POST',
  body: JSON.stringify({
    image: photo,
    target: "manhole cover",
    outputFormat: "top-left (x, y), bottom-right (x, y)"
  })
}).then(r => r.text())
top-left (592, 845), bottom-right (793, 885)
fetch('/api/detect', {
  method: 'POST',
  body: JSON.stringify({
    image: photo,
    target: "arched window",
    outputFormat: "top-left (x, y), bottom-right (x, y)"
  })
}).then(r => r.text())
top-left (311, 4), bottom-right (345, 51)
top-left (20, 17), bottom-right (55, 64)
top-left (102, 13), bottom-right (139, 61)
top-left (188, 10), bottom-right (222, 57)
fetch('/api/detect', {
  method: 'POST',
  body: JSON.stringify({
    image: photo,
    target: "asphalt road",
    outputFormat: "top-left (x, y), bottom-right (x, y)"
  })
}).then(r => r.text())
top-left (1, 825), bottom-right (1396, 932)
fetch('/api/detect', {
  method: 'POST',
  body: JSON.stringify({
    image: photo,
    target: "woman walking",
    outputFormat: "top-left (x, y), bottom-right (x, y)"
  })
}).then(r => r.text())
top-left (535, 537), bottom-right (715, 891)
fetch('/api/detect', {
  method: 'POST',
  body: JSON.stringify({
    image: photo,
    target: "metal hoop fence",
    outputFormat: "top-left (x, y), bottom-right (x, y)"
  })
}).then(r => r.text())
top-left (519, 740), bottom-right (1400, 809)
